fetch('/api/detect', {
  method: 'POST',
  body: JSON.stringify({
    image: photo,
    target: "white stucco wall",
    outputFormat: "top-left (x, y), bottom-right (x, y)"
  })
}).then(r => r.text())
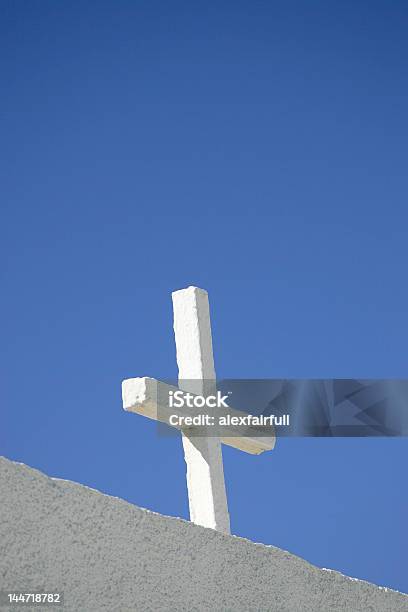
top-left (0, 457), bottom-right (406, 612)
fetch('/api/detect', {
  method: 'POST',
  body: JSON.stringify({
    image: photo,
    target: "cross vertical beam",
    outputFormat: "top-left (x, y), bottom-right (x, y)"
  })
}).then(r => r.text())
top-left (172, 286), bottom-right (231, 534)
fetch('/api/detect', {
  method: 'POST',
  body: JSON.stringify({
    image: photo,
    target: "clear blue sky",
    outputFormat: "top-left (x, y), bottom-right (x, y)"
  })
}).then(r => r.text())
top-left (1, 0), bottom-right (407, 594)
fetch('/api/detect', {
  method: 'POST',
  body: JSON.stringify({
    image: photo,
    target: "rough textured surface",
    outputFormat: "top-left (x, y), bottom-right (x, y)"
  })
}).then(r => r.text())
top-left (0, 457), bottom-right (406, 612)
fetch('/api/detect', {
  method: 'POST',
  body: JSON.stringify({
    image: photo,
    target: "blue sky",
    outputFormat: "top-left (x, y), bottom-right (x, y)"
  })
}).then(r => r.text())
top-left (1, 0), bottom-right (407, 594)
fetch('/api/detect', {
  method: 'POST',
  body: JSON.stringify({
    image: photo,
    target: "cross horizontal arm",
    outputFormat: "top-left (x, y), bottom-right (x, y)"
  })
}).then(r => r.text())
top-left (122, 377), bottom-right (275, 455)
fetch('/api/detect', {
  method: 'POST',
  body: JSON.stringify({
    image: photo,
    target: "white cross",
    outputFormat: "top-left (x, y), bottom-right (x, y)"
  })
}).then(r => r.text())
top-left (122, 286), bottom-right (275, 534)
